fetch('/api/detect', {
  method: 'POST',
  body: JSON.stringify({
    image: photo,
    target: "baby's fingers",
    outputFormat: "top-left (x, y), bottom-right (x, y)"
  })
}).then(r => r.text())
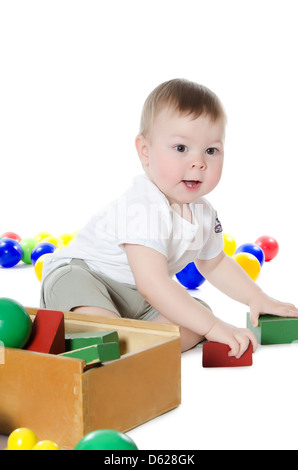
top-left (275, 302), bottom-right (298, 319)
top-left (229, 335), bottom-right (250, 359)
top-left (228, 330), bottom-right (257, 359)
top-left (227, 339), bottom-right (241, 358)
top-left (250, 297), bottom-right (298, 327)
top-left (243, 329), bottom-right (258, 352)
top-left (249, 307), bottom-right (260, 328)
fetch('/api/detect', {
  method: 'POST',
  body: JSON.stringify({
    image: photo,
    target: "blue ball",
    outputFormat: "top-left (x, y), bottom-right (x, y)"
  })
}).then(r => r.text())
top-left (0, 239), bottom-right (23, 268)
top-left (176, 262), bottom-right (205, 289)
top-left (30, 242), bottom-right (56, 266)
top-left (235, 242), bottom-right (265, 266)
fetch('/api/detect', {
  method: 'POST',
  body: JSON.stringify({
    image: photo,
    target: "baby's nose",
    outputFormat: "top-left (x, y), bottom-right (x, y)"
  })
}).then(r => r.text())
top-left (190, 159), bottom-right (206, 170)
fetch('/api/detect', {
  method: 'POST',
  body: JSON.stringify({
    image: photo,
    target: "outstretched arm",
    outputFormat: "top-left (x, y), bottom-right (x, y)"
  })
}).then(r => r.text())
top-left (195, 251), bottom-right (298, 327)
top-left (124, 244), bottom-right (257, 357)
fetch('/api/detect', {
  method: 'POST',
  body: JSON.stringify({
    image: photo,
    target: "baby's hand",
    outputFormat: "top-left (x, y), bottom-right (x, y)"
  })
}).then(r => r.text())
top-left (249, 292), bottom-right (298, 328)
top-left (205, 318), bottom-right (258, 358)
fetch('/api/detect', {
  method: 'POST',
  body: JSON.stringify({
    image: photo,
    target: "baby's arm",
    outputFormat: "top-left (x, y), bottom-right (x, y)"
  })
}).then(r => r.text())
top-left (124, 244), bottom-right (257, 357)
top-left (195, 251), bottom-right (298, 327)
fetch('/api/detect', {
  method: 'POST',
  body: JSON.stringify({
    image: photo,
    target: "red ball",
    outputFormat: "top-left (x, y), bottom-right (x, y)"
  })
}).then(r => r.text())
top-left (255, 235), bottom-right (279, 262)
top-left (1, 232), bottom-right (22, 243)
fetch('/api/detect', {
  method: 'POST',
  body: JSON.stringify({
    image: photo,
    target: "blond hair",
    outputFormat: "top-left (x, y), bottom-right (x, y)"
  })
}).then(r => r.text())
top-left (139, 78), bottom-right (226, 137)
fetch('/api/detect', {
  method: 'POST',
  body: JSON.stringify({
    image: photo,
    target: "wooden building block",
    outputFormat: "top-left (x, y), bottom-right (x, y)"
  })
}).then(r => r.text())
top-left (60, 342), bottom-right (120, 366)
top-left (25, 309), bottom-right (65, 354)
top-left (65, 330), bottom-right (119, 351)
top-left (60, 345), bottom-right (104, 367)
top-left (202, 341), bottom-right (253, 368)
top-left (246, 312), bottom-right (298, 344)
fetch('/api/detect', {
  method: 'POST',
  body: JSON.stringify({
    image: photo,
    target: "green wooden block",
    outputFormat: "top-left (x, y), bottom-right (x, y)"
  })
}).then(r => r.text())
top-left (246, 312), bottom-right (298, 345)
top-left (246, 313), bottom-right (262, 344)
top-left (60, 342), bottom-right (120, 365)
top-left (65, 330), bottom-right (119, 351)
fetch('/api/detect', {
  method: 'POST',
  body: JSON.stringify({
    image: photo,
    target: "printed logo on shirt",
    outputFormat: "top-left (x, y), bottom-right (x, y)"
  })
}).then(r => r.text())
top-left (214, 215), bottom-right (223, 233)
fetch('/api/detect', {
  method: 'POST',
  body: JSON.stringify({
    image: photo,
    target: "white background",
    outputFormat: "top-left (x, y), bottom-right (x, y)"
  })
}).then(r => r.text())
top-left (1, 0), bottom-right (298, 450)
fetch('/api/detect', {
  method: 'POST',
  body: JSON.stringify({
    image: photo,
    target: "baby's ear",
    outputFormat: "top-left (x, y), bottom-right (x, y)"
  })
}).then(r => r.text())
top-left (135, 134), bottom-right (149, 166)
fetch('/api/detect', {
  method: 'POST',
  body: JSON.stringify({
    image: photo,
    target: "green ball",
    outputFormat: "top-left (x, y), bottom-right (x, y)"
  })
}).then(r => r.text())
top-left (74, 429), bottom-right (138, 450)
top-left (0, 298), bottom-right (32, 348)
top-left (20, 238), bottom-right (39, 264)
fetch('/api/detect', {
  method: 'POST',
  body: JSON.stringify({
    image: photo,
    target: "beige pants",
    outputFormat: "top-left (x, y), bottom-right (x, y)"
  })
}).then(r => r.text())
top-left (41, 258), bottom-right (211, 321)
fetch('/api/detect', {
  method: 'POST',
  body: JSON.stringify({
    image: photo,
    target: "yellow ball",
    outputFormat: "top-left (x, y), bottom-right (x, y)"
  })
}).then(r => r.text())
top-left (7, 427), bottom-right (38, 450)
top-left (58, 233), bottom-right (73, 245)
top-left (232, 252), bottom-right (261, 281)
top-left (223, 233), bottom-right (237, 256)
top-left (34, 254), bottom-right (47, 282)
top-left (42, 236), bottom-right (63, 248)
top-left (34, 232), bottom-right (53, 243)
top-left (32, 440), bottom-right (60, 450)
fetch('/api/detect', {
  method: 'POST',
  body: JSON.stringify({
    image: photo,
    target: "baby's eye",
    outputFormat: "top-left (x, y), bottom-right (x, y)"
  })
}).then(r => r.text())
top-left (205, 147), bottom-right (217, 156)
top-left (175, 144), bottom-right (188, 153)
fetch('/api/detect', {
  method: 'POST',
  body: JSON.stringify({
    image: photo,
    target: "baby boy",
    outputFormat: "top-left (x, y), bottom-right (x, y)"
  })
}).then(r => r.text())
top-left (41, 78), bottom-right (298, 356)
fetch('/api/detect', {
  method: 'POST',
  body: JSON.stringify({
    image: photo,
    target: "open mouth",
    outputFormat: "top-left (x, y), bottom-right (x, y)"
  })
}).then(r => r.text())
top-left (182, 180), bottom-right (201, 190)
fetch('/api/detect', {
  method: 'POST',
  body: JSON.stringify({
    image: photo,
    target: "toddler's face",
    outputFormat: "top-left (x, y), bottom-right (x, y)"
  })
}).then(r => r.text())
top-left (136, 107), bottom-right (225, 208)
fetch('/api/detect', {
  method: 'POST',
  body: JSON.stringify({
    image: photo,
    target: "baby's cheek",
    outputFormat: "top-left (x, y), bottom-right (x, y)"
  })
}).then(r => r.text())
top-left (208, 167), bottom-right (223, 189)
top-left (161, 164), bottom-right (181, 183)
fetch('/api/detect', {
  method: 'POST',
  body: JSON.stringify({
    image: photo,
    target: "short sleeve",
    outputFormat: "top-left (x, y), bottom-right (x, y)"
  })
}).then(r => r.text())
top-left (197, 204), bottom-right (224, 260)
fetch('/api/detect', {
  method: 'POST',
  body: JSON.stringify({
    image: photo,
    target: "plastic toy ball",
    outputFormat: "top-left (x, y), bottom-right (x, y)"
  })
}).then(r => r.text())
top-left (31, 242), bottom-right (56, 266)
top-left (255, 235), bottom-right (279, 262)
top-left (232, 252), bottom-right (261, 281)
top-left (0, 238), bottom-right (23, 268)
top-left (34, 254), bottom-right (47, 282)
top-left (32, 440), bottom-right (60, 450)
top-left (58, 233), bottom-right (73, 245)
top-left (34, 232), bottom-right (53, 243)
top-left (1, 232), bottom-right (22, 243)
top-left (7, 428), bottom-right (38, 450)
top-left (176, 262), bottom-right (205, 289)
top-left (20, 237), bottom-right (39, 264)
top-left (42, 235), bottom-right (63, 248)
top-left (74, 429), bottom-right (138, 450)
top-left (223, 233), bottom-right (237, 256)
top-left (235, 242), bottom-right (265, 266)
top-left (0, 298), bottom-right (32, 348)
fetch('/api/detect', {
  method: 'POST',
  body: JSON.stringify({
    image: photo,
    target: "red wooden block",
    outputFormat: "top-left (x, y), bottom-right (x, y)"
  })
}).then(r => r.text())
top-left (25, 309), bottom-right (65, 354)
top-left (202, 341), bottom-right (253, 368)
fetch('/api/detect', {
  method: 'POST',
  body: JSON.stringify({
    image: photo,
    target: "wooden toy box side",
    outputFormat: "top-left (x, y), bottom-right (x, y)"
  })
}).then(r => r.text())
top-left (0, 347), bottom-right (84, 448)
top-left (0, 309), bottom-right (181, 449)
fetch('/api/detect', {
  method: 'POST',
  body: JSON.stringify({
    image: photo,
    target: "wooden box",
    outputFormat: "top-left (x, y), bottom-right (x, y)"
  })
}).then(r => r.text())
top-left (0, 309), bottom-right (181, 449)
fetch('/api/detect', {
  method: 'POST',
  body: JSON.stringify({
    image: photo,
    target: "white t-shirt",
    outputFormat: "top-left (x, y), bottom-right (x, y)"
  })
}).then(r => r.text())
top-left (42, 174), bottom-right (224, 285)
